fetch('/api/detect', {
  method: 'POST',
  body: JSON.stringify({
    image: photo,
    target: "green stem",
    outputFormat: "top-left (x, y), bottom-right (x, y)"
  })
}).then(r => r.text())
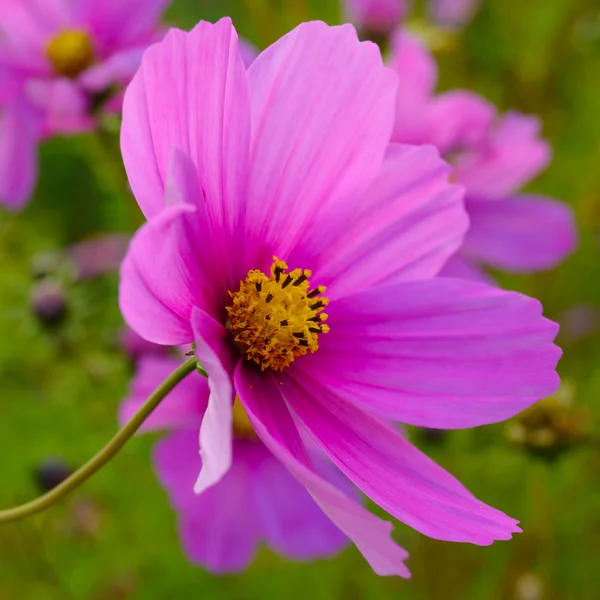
top-left (0, 357), bottom-right (198, 524)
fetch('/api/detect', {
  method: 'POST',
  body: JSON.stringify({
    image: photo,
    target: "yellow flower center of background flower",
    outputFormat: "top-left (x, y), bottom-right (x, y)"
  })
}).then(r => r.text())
top-left (227, 257), bottom-right (330, 372)
top-left (232, 397), bottom-right (256, 439)
top-left (46, 30), bottom-right (95, 78)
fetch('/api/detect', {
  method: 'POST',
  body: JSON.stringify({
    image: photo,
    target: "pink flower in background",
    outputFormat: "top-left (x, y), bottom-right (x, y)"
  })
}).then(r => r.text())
top-left (342, 0), bottom-right (481, 33)
top-left (0, 0), bottom-right (169, 209)
top-left (343, 0), bottom-right (408, 34)
top-left (120, 356), bottom-right (349, 572)
top-left (119, 18), bottom-right (560, 577)
top-left (389, 32), bottom-right (577, 281)
top-left (428, 0), bottom-right (481, 29)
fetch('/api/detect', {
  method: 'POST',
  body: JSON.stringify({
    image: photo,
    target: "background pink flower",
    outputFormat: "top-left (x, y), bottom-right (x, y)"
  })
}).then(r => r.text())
top-left (343, 0), bottom-right (408, 34)
top-left (342, 0), bottom-right (481, 33)
top-left (0, 0), bottom-right (169, 209)
top-left (120, 355), bottom-right (349, 573)
top-left (389, 31), bottom-right (577, 281)
top-left (119, 18), bottom-right (560, 577)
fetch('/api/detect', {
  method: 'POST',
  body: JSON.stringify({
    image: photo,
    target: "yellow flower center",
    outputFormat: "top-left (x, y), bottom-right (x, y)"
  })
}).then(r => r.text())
top-left (227, 257), bottom-right (330, 372)
top-left (232, 397), bottom-right (256, 439)
top-left (46, 30), bottom-right (95, 78)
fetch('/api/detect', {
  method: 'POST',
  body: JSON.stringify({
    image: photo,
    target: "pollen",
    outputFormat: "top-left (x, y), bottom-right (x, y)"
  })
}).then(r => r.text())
top-left (227, 257), bottom-right (330, 372)
top-left (46, 30), bottom-right (95, 78)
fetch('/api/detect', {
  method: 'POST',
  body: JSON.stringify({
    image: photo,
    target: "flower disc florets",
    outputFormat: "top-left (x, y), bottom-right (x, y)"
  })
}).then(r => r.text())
top-left (227, 257), bottom-right (330, 372)
top-left (46, 30), bottom-right (95, 78)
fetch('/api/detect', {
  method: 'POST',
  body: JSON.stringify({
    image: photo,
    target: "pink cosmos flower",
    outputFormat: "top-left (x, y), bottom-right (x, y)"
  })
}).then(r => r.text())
top-left (120, 355), bottom-right (349, 572)
top-left (389, 32), bottom-right (577, 281)
top-left (119, 18), bottom-right (560, 577)
top-left (0, 0), bottom-right (169, 209)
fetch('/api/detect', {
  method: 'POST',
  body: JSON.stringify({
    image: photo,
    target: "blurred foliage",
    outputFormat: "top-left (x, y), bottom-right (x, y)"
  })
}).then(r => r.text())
top-left (1, 0), bottom-right (600, 598)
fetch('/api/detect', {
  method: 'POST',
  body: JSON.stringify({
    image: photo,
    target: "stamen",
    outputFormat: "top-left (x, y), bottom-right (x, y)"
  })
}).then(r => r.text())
top-left (46, 29), bottom-right (95, 78)
top-left (226, 257), bottom-right (330, 371)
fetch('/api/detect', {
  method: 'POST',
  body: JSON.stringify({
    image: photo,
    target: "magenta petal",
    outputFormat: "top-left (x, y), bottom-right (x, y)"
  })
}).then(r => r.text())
top-left (438, 252), bottom-right (495, 284)
top-left (27, 79), bottom-right (92, 136)
top-left (154, 432), bottom-right (259, 572)
top-left (238, 37), bottom-right (258, 68)
top-left (462, 195), bottom-right (577, 272)
top-left (236, 364), bottom-right (411, 578)
top-left (454, 111), bottom-right (551, 198)
top-left (121, 18), bottom-right (251, 220)
top-left (246, 21), bottom-right (398, 263)
top-left (119, 355), bottom-right (207, 432)
top-left (316, 143), bottom-right (467, 298)
top-left (389, 31), bottom-right (437, 145)
top-left (283, 375), bottom-right (520, 544)
top-left (0, 98), bottom-right (39, 210)
top-left (119, 202), bottom-right (198, 346)
top-left (251, 442), bottom-right (349, 560)
top-left (80, 47), bottom-right (145, 91)
top-left (76, 0), bottom-right (168, 52)
top-left (424, 90), bottom-right (495, 154)
top-left (119, 149), bottom-right (230, 344)
top-left (191, 308), bottom-right (237, 494)
top-left (299, 278), bottom-right (560, 428)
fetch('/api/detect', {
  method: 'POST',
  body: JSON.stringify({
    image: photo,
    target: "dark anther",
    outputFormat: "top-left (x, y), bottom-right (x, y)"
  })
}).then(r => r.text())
top-left (307, 288), bottom-right (320, 298)
top-left (298, 339), bottom-right (309, 347)
top-left (265, 293), bottom-right (273, 303)
top-left (309, 327), bottom-right (321, 333)
top-left (281, 275), bottom-right (293, 289)
top-left (293, 332), bottom-right (305, 338)
top-left (308, 316), bottom-right (321, 322)
top-left (280, 319), bottom-right (289, 326)
top-left (293, 273), bottom-right (308, 286)
top-left (274, 265), bottom-right (284, 282)
top-left (255, 281), bottom-right (262, 292)
top-left (310, 301), bottom-right (324, 310)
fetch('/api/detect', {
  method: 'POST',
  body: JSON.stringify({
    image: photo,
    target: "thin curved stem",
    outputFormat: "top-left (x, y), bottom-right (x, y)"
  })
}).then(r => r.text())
top-left (0, 357), bottom-right (199, 524)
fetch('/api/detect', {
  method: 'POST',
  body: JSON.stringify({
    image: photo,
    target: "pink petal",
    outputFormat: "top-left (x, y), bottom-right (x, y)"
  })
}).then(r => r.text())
top-left (0, 98), bottom-right (39, 210)
top-left (282, 375), bottom-right (521, 544)
top-left (462, 194), bottom-right (577, 272)
top-left (236, 364), bottom-right (411, 578)
top-left (424, 90), bottom-right (495, 154)
top-left (121, 18), bottom-right (251, 221)
top-left (315, 143), bottom-right (467, 299)
top-left (297, 278), bottom-right (560, 428)
top-left (119, 355), bottom-right (207, 432)
top-left (69, 233), bottom-right (130, 280)
top-left (238, 37), bottom-right (258, 68)
top-left (191, 308), bottom-right (237, 494)
top-left (454, 112), bottom-right (551, 198)
top-left (119, 202), bottom-right (198, 346)
top-left (246, 21), bottom-right (398, 265)
top-left (438, 252), bottom-right (495, 284)
top-left (154, 431), bottom-right (259, 572)
top-left (251, 441), bottom-right (349, 560)
top-left (75, 0), bottom-right (168, 54)
top-left (27, 79), bottom-right (93, 136)
top-left (119, 149), bottom-right (229, 344)
top-left (388, 31), bottom-right (437, 144)
top-left (80, 46), bottom-right (146, 91)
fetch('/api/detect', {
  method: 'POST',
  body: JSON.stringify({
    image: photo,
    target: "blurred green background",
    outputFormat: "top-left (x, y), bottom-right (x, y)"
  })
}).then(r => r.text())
top-left (1, 0), bottom-right (600, 598)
